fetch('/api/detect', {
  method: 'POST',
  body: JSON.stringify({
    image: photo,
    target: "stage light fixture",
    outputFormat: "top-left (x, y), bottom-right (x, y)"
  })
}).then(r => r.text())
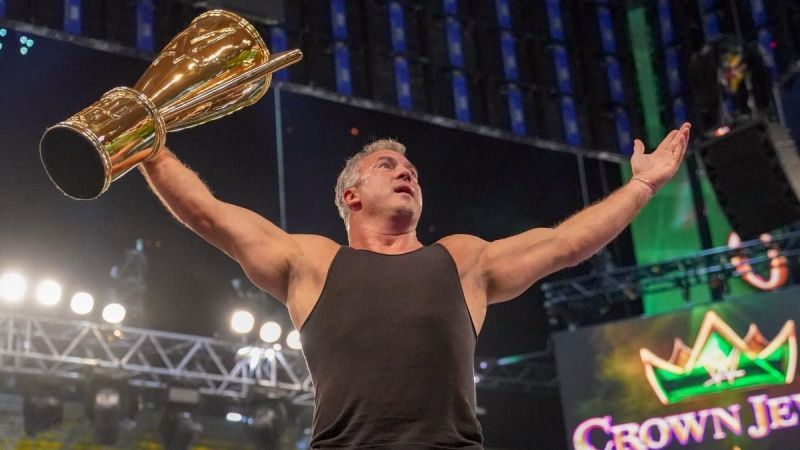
top-left (36, 280), bottom-right (62, 306)
top-left (102, 303), bottom-right (126, 324)
top-left (70, 292), bottom-right (94, 315)
top-left (0, 272), bottom-right (26, 302)
top-left (18, 35), bottom-right (33, 55)
top-left (286, 330), bottom-right (301, 350)
top-left (226, 412), bottom-right (244, 422)
top-left (259, 321), bottom-right (281, 343)
top-left (231, 310), bottom-right (255, 334)
top-left (93, 387), bottom-right (121, 445)
top-left (23, 391), bottom-right (63, 436)
top-left (161, 386), bottom-right (202, 450)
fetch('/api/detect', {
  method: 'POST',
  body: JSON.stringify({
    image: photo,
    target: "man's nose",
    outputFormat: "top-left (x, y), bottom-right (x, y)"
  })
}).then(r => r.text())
top-left (396, 167), bottom-right (412, 181)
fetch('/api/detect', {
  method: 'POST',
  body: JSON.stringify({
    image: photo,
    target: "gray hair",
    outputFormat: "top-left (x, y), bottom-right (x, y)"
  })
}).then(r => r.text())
top-left (335, 138), bottom-right (407, 226)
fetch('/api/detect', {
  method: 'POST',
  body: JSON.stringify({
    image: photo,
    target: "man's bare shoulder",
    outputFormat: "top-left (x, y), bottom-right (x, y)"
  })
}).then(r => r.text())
top-left (291, 234), bottom-right (341, 263)
top-left (291, 233), bottom-right (340, 251)
top-left (437, 234), bottom-right (488, 249)
top-left (436, 234), bottom-right (488, 266)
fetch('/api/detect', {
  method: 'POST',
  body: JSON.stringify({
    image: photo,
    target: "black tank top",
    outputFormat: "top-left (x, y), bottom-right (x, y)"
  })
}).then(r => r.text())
top-left (300, 244), bottom-right (484, 449)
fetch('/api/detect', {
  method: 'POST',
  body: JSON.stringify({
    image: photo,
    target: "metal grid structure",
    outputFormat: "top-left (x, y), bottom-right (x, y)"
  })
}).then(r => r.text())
top-left (0, 311), bottom-right (557, 401)
top-left (0, 312), bottom-right (313, 403)
top-left (542, 229), bottom-right (800, 308)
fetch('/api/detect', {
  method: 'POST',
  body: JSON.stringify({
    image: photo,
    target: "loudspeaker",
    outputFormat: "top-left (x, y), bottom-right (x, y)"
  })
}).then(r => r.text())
top-left (698, 120), bottom-right (800, 239)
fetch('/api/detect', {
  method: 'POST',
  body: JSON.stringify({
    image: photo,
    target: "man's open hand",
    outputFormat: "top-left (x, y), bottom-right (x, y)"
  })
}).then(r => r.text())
top-left (631, 122), bottom-right (691, 191)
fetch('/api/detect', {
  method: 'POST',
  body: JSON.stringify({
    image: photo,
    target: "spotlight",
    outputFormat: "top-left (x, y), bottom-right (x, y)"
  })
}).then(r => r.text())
top-left (70, 292), bottom-right (94, 315)
top-left (259, 321), bottom-right (281, 343)
top-left (102, 303), bottom-right (126, 324)
top-left (0, 272), bottom-right (26, 302)
top-left (713, 125), bottom-right (731, 136)
top-left (231, 310), bottom-right (254, 334)
top-left (36, 280), bottom-right (62, 306)
top-left (226, 412), bottom-right (244, 422)
top-left (286, 330), bottom-right (302, 350)
top-left (18, 35), bottom-right (33, 55)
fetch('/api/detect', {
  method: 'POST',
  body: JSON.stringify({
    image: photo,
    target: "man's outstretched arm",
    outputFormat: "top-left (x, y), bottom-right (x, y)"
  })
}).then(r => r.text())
top-left (139, 148), bottom-right (301, 302)
top-left (478, 123), bottom-right (691, 303)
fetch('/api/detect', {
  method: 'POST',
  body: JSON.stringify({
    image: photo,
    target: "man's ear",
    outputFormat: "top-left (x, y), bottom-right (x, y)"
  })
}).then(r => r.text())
top-left (344, 188), bottom-right (361, 211)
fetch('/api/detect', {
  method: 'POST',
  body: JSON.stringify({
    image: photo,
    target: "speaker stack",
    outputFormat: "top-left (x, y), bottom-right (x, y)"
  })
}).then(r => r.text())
top-left (698, 120), bottom-right (800, 239)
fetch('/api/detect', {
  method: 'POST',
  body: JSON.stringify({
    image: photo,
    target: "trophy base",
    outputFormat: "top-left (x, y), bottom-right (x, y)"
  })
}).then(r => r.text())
top-left (40, 126), bottom-right (107, 200)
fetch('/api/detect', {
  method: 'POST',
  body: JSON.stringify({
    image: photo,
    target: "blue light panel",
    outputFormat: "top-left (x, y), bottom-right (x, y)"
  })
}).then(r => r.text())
top-left (334, 43), bottom-right (353, 95)
top-left (547, 0), bottom-right (579, 144)
top-left (495, 0), bottom-right (524, 134)
top-left (388, 2), bottom-right (407, 53)
top-left (665, 48), bottom-right (682, 96)
top-left (500, 31), bottom-right (519, 82)
top-left (444, 1), bottom-right (470, 122)
top-left (495, 0), bottom-right (512, 29)
top-left (136, 0), bottom-right (154, 52)
top-left (702, 13), bottom-right (720, 40)
top-left (389, 1), bottom-right (411, 109)
top-left (330, 0), bottom-right (352, 95)
top-left (452, 70), bottom-right (470, 122)
top-left (546, 0), bottom-right (565, 42)
top-left (561, 96), bottom-right (580, 146)
top-left (660, 0), bottom-right (689, 128)
top-left (63, 0), bottom-right (81, 35)
top-left (445, 17), bottom-right (464, 68)
top-left (597, 6), bottom-right (616, 54)
top-left (750, 0), bottom-right (778, 81)
top-left (330, 0), bottom-right (347, 40)
top-left (596, 1), bottom-right (630, 153)
top-left (394, 56), bottom-right (412, 110)
top-left (552, 45), bottom-right (572, 95)
top-left (508, 85), bottom-right (526, 135)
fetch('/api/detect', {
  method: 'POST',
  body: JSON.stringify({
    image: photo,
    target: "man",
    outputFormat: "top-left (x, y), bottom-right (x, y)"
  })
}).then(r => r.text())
top-left (139, 122), bottom-right (691, 448)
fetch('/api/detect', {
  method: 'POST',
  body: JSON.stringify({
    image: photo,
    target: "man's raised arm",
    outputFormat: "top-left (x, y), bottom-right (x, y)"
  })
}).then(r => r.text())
top-left (478, 123), bottom-right (691, 303)
top-left (139, 148), bottom-right (300, 302)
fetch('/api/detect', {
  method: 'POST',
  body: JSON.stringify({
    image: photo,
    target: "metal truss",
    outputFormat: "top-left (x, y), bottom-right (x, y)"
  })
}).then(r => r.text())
top-left (541, 229), bottom-right (800, 307)
top-left (0, 312), bottom-right (314, 404)
top-left (0, 311), bottom-right (556, 400)
top-left (474, 351), bottom-right (558, 393)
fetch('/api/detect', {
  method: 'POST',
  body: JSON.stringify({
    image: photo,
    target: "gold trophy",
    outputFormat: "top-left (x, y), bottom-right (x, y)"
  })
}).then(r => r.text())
top-left (39, 9), bottom-right (302, 199)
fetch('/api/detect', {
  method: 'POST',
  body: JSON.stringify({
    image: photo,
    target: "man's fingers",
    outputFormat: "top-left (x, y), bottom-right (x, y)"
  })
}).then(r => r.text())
top-left (677, 125), bottom-right (691, 161)
top-left (633, 139), bottom-right (645, 155)
top-left (658, 130), bottom-right (678, 153)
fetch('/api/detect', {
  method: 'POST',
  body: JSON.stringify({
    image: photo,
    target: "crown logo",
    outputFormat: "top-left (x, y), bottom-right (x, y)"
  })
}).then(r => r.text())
top-left (640, 311), bottom-right (797, 405)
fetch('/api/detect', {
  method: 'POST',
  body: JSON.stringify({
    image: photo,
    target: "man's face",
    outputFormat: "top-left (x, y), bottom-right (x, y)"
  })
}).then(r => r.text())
top-left (346, 149), bottom-right (423, 224)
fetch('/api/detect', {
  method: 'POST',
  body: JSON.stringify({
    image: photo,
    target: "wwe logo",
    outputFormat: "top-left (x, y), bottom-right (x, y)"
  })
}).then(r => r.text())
top-left (702, 348), bottom-right (746, 388)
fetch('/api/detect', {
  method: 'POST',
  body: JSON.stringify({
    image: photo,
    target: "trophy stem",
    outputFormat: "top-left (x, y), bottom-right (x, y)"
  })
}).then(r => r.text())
top-left (159, 49), bottom-right (303, 128)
